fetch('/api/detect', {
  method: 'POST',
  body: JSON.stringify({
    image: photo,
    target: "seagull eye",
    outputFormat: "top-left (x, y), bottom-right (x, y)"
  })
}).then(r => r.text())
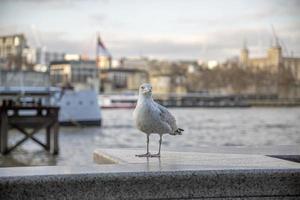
top-left (141, 86), bottom-right (144, 89)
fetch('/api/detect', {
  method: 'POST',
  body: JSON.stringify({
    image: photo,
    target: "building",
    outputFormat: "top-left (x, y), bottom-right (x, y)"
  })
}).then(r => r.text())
top-left (239, 41), bottom-right (300, 98)
top-left (35, 48), bottom-right (65, 67)
top-left (149, 62), bottom-right (187, 95)
top-left (50, 60), bottom-right (99, 91)
top-left (97, 56), bottom-right (111, 69)
top-left (100, 68), bottom-right (148, 93)
top-left (119, 57), bottom-right (150, 70)
top-left (43, 51), bottom-right (65, 66)
top-left (150, 73), bottom-right (187, 95)
top-left (0, 34), bottom-right (66, 72)
top-left (64, 54), bottom-right (81, 61)
top-left (239, 42), bottom-right (300, 78)
top-left (0, 34), bottom-right (28, 70)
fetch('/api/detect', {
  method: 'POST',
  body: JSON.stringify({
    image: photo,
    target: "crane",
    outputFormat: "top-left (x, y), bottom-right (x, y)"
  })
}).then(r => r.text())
top-left (271, 24), bottom-right (289, 57)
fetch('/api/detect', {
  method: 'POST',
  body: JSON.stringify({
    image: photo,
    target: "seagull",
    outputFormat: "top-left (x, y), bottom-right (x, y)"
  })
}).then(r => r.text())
top-left (133, 83), bottom-right (183, 157)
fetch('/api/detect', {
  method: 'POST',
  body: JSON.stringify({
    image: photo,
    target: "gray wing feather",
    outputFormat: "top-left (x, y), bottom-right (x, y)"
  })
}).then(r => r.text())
top-left (154, 102), bottom-right (178, 132)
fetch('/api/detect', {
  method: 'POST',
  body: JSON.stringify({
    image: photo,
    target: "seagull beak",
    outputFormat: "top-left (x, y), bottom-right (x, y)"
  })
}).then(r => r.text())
top-left (143, 88), bottom-right (151, 94)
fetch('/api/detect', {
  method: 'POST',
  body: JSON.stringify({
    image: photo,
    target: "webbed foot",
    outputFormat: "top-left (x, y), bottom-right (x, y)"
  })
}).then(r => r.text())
top-left (135, 152), bottom-right (152, 157)
top-left (150, 153), bottom-right (160, 157)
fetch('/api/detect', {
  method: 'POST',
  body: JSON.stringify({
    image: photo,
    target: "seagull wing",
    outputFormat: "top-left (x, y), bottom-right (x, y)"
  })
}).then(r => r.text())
top-left (154, 102), bottom-right (178, 133)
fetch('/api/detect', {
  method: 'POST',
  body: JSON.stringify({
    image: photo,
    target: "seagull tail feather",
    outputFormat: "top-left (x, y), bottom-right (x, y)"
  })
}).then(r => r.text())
top-left (174, 128), bottom-right (184, 135)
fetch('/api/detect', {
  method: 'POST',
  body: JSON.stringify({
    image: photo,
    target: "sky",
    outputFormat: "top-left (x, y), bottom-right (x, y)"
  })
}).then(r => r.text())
top-left (0, 0), bottom-right (299, 61)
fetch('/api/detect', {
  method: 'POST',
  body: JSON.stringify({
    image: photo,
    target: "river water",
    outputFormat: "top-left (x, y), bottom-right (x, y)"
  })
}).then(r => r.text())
top-left (1, 107), bottom-right (300, 167)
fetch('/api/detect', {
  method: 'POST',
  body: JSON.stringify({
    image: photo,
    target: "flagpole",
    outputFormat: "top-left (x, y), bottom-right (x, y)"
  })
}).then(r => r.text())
top-left (96, 32), bottom-right (101, 92)
top-left (96, 32), bottom-right (99, 69)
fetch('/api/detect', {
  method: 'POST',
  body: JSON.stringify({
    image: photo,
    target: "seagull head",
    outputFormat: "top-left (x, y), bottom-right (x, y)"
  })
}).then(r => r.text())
top-left (139, 83), bottom-right (152, 96)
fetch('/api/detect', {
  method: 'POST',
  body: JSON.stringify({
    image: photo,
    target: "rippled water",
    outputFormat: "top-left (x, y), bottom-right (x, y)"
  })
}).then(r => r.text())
top-left (1, 107), bottom-right (300, 167)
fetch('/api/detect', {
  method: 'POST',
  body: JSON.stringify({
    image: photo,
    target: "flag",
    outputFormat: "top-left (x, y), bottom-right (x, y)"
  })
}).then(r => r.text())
top-left (97, 35), bottom-right (111, 57)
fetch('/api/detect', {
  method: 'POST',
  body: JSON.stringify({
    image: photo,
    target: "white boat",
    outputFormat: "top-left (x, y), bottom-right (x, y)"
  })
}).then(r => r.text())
top-left (99, 93), bottom-right (138, 109)
top-left (0, 86), bottom-right (102, 126)
top-left (55, 89), bottom-right (101, 125)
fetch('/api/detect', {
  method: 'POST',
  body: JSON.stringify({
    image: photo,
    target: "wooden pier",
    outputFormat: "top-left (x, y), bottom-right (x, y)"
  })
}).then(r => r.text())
top-left (0, 104), bottom-right (60, 155)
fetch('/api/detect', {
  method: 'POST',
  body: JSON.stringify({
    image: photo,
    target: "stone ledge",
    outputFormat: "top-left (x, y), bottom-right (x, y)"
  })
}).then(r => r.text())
top-left (93, 148), bottom-right (300, 169)
top-left (0, 147), bottom-right (300, 200)
top-left (0, 168), bottom-right (300, 200)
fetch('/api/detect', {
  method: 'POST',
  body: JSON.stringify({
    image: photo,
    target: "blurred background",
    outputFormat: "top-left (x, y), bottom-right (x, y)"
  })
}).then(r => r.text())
top-left (0, 0), bottom-right (299, 167)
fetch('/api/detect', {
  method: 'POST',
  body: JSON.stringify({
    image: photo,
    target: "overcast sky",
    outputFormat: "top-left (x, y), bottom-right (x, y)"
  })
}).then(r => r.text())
top-left (0, 0), bottom-right (299, 61)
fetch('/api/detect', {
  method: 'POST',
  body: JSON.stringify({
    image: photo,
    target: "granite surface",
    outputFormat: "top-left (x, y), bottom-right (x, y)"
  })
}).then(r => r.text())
top-left (0, 148), bottom-right (300, 200)
top-left (173, 145), bottom-right (300, 155)
top-left (1, 168), bottom-right (300, 200)
top-left (174, 145), bottom-right (300, 163)
top-left (93, 148), bottom-right (300, 169)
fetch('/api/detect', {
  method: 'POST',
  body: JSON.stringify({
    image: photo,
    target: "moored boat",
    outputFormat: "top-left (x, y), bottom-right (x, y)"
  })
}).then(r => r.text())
top-left (0, 86), bottom-right (102, 126)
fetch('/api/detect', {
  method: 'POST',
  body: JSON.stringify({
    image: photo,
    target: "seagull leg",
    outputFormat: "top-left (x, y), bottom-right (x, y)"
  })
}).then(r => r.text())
top-left (136, 134), bottom-right (151, 157)
top-left (151, 134), bottom-right (162, 157)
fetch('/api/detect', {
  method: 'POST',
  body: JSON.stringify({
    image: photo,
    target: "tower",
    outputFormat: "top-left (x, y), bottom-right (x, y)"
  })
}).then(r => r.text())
top-left (240, 39), bottom-right (249, 66)
top-left (267, 45), bottom-right (282, 66)
top-left (267, 30), bottom-right (282, 69)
